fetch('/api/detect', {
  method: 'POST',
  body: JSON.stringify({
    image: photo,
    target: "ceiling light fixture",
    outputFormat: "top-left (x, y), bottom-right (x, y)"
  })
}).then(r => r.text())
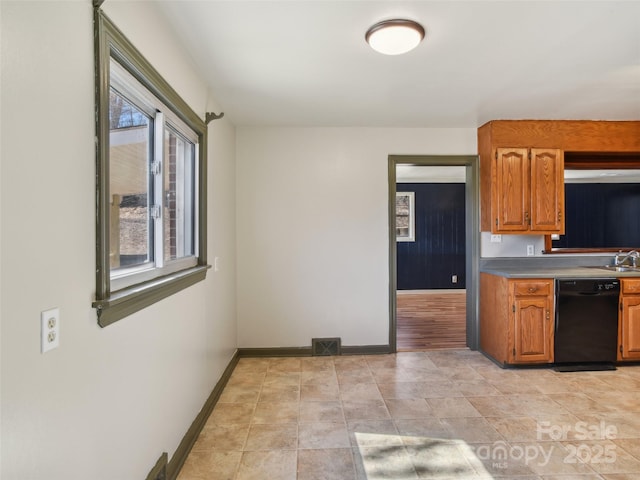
top-left (365, 19), bottom-right (425, 55)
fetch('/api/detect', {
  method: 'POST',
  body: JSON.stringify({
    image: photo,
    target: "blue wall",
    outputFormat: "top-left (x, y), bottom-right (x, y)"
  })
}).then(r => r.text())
top-left (553, 183), bottom-right (640, 249)
top-left (396, 183), bottom-right (466, 290)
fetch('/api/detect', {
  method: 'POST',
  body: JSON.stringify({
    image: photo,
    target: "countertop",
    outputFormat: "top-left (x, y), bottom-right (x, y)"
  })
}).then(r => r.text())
top-left (481, 266), bottom-right (640, 279)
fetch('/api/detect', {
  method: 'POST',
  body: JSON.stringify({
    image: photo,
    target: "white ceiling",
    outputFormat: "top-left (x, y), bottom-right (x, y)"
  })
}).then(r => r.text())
top-left (156, 1), bottom-right (640, 128)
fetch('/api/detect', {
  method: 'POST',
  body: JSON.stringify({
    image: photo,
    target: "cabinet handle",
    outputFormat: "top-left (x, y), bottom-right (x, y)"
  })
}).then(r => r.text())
top-left (528, 287), bottom-right (537, 293)
top-left (546, 310), bottom-right (550, 320)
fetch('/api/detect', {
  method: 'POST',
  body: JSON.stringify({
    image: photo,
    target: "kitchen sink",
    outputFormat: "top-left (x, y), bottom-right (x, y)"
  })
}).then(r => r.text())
top-left (595, 265), bottom-right (640, 273)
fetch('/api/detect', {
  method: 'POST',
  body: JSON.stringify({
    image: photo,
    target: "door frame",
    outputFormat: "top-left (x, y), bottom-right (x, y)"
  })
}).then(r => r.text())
top-left (388, 155), bottom-right (480, 352)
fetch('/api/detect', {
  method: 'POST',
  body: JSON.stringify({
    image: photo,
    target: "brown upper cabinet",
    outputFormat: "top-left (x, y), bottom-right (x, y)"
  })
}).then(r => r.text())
top-left (494, 147), bottom-right (564, 233)
top-left (478, 120), bottom-right (640, 235)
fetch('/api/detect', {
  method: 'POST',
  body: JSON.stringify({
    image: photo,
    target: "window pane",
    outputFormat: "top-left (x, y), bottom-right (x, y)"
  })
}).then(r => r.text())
top-left (109, 88), bottom-right (153, 271)
top-left (164, 126), bottom-right (196, 262)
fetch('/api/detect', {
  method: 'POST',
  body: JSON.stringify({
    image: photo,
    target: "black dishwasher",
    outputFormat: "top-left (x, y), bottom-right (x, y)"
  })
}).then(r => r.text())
top-left (554, 278), bottom-right (619, 371)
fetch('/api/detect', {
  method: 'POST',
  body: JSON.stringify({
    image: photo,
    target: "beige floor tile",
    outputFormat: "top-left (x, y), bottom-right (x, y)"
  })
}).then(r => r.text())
top-left (207, 403), bottom-right (255, 425)
top-left (385, 398), bottom-right (433, 419)
top-left (299, 400), bottom-right (345, 423)
top-left (333, 356), bottom-right (369, 371)
top-left (299, 356), bottom-right (335, 372)
top-left (547, 392), bottom-right (616, 414)
top-left (421, 380), bottom-right (464, 398)
top-left (244, 424), bottom-right (297, 451)
top-left (297, 448), bottom-right (356, 480)
top-left (456, 380), bottom-right (502, 396)
top-left (358, 444), bottom-right (419, 479)
top-left (258, 384), bottom-right (300, 403)
top-left (394, 417), bottom-right (452, 442)
top-left (300, 383), bottom-right (340, 402)
top-left (615, 438), bottom-right (640, 460)
top-left (339, 382), bottom-right (383, 401)
top-left (192, 424), bottom-right (249, 452)
top-left (300, 370), bottom-right (338, 385)
top-left (267, 357), bottom-right (302, 373)
top-left (263, 371), bottom-right (301, 385)
top-left (227, 371), bottom-right (266, 386)
top-left (575, 414), bottom-right (640, 440)
top-left (233, 358), bottom-right (269, 374)
top-left (490, 378), bottom-right (546, 394)
top-left (176, 350), bottom-right (640, 479)
top-left (587, 391), bottom-right (640, 413)
top-left (467, 395), bottom-right (521, 417)
top-left (524, 442), bottom-right (597, 475)
top-left (463, 441), bottom-right (537, 477)
top-left (342, 399), bottom-right (390, 421)
top-left (440, 417), bottom-right (504, 443)
top-left (348, 419), bottom-right (401, 448)
top-left (486, 416), bottom-right (547, 442)
top-left (177, 451), bottom-right (241, 480)
top-left (337, 369), bottom-right (376, 384)
top-left (572, 440), bottom-right (640, 475)
top-left (218, 384), bottom-right (262, 403)
top-left (406, 439), bottom-right (477, 479)
top-left (378, 382), bottom-right (429, 400)
top-left (251, 401), bottom-right (298, 424)
top-left (427, 396), bottom-right (482, 418)
top-left (236, 450), bottom-right (297, 480)
top-left (298, 422), bottom-right (350, 449)
top-left (439, 366), bottom-right (485, 381)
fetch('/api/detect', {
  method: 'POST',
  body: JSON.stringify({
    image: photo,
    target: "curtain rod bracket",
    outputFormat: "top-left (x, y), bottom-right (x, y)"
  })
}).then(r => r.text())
top-left (93, 0), bottom-right (106, 8)
top-left (205, 112), bottom-right (224, 124)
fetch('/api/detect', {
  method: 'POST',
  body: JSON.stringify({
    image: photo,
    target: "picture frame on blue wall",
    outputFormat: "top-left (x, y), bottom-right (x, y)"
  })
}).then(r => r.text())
top-left (396, 192), bottom-right (415, 242)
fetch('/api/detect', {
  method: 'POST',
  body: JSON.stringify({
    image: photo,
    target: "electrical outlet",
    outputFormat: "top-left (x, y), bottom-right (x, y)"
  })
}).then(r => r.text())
top-left (452, 275), bottom-right (458, 284)
top-left (41, 308), bottom-right (60, 353)
top-left (526, 245), bottom-right (535, 256)
top-left (214, 256), bottom-right (220, 272)
top-left (490, 234), bottom-right (502, 243)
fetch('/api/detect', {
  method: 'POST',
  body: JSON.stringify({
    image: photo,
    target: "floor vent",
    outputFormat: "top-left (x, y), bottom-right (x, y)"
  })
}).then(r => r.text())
top-left (312, 337), bottom-right (341, 356)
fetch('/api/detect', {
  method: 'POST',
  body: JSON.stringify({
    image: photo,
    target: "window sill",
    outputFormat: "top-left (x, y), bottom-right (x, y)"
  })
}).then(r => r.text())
top-left (93, 264), bottom-right (210, 327)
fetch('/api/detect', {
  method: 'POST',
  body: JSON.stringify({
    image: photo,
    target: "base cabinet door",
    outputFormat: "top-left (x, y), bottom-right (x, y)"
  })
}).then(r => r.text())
top-left (511, 281), bottom-right (554, 364)
top-left (620, 295), bottom-right (640, 361)
top-left (513, 296), bottom-right (553, 363)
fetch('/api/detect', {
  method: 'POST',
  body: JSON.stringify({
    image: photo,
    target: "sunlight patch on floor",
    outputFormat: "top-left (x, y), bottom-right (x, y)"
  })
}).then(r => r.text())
top-left (355, 432), bottom-right (492, 479)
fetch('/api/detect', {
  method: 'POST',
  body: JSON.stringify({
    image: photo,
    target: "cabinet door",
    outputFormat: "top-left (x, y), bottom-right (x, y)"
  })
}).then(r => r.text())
top-left (495, 148), bottom-right (530, 232)
top-left (513, 296), bottom-right (553, 363)
top-left (620, 296), bottom-right (640, 360)
top-left (530, 149), bottom-right (564, 233)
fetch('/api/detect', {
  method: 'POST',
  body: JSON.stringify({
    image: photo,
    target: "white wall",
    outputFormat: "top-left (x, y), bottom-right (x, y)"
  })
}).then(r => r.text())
top-left (236, 127), bottom-right (476, 348)
top-left (0, 2), bottom-right (236, 479)
top-left (480, 232), bottom-right (546, 257)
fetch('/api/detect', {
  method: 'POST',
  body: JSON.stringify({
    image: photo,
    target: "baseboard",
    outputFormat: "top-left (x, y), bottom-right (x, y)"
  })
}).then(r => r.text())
top-left (146, 452), bottom-right (168, 480)
top-left (165, 350), bottom-right (239, 480)
top-left (238, 344), bottom-right (391, 357)
top-left (341, 344), bottom-right (391, 355)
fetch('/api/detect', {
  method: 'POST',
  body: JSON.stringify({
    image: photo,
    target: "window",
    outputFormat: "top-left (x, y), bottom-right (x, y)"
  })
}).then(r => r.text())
top-left (395, 192), bottom-right (415, 242)
top-left (93, 10), bottom-right (209, 326)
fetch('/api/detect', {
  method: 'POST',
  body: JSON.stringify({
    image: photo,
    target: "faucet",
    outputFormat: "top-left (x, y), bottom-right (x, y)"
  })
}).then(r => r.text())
top-left (615, 250), bottom-right (640, 267)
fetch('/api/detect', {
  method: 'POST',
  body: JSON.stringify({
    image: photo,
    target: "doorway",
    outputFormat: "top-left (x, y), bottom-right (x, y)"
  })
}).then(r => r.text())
top-left (388, 156), bottom-right (479, 353)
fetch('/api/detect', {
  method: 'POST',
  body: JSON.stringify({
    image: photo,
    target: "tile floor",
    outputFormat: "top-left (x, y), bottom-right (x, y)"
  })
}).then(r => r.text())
top-left (177, 349), bottom-right (640, 479)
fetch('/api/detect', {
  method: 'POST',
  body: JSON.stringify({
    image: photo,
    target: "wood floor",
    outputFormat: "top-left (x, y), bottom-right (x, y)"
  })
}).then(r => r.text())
top-left (396, 290), bottom-right (466, 351)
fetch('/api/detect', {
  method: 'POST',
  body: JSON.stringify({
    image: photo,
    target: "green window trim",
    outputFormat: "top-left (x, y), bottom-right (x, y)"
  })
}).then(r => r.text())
top-left (93, 8), bottom-right (209, 326)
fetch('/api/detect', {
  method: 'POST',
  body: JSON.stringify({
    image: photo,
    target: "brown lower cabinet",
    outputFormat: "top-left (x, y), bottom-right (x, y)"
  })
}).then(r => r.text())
top-left (480, 273), bottom-right (554, 366)
top-left (619, 279), bottom-right (640, 361)
top-left (481, 273), bottom-right (640, 367)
